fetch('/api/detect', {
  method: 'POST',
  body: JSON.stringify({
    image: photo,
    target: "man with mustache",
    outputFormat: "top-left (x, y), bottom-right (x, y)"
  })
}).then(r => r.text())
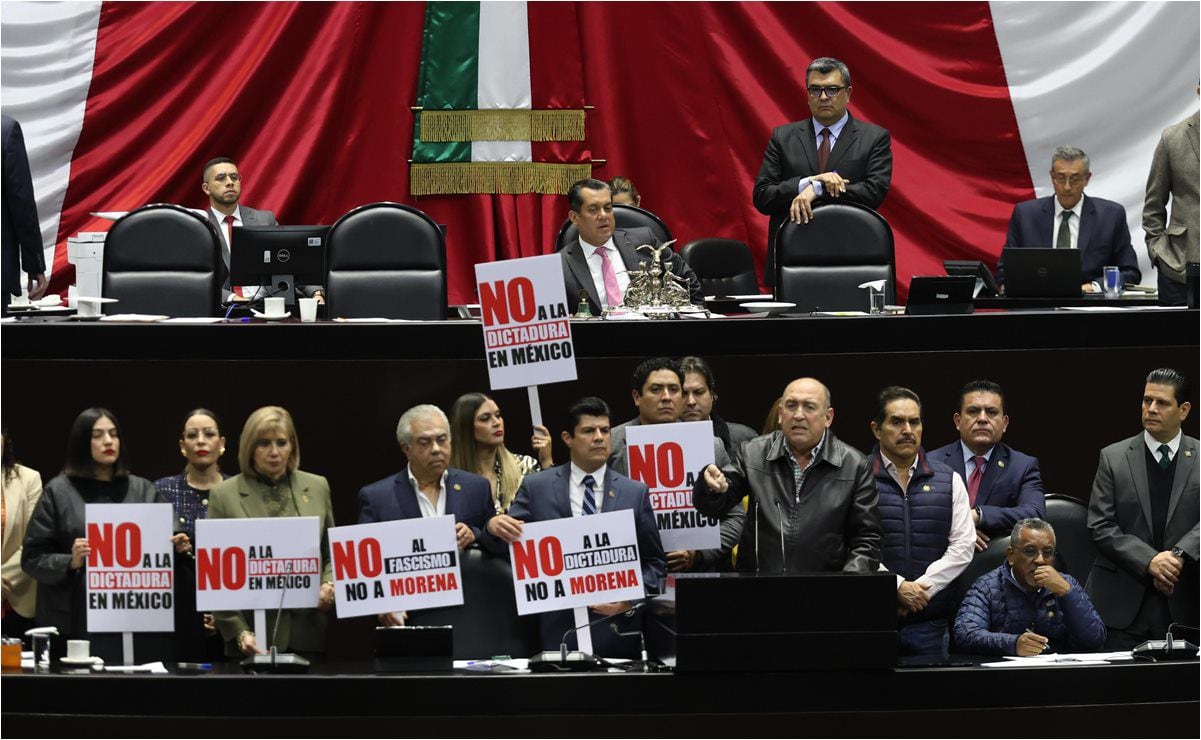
top-left (693, 377), bottom-right (881, 575)
top-left (870, 386), bottom-right (974, 657)
top-left (954, 518), bottom-right (1105, 656)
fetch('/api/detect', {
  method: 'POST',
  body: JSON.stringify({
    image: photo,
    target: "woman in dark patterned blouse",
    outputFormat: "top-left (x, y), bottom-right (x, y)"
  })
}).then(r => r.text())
top-left (450, 393), bottom-right (554, 514)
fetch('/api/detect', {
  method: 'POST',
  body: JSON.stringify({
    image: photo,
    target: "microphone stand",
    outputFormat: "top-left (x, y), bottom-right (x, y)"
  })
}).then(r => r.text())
top-left (529, 603), bottom-right (649, 672)
top-left (242, 559), bottom-right (311, 674)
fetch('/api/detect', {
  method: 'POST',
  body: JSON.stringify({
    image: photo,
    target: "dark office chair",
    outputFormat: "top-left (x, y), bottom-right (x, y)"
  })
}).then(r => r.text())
top-left (1043, 494), bottom-right (1096, 582)
top-left (555, 204), bottom-right (673, 251)
top-left (404, 548), bottom-right (539, 660)
top-left (774, 202), bottom-right (895, 312)
top-left (678, 238), bottom-right (760, 296)
top-left (325, 202), bottom-right (447, 320)
top-left (100, 204), bottom-right (221, 317)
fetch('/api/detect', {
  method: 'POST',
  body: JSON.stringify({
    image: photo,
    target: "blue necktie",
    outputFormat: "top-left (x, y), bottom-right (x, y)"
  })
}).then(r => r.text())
top-left (582, 474), bottom-right (598, 515)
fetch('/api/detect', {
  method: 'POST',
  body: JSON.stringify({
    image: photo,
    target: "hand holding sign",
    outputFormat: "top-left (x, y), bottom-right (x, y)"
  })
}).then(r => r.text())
top-left (702, 464), bottom-right (728, 493)
top-left (70, 537), bottom-right (91, 570)
top-left (487, 514), bottom-right (524, 543)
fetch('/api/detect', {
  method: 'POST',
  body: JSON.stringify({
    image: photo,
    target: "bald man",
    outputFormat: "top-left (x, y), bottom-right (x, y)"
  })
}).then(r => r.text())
top-left (693, 377), bottom-right (882, 573)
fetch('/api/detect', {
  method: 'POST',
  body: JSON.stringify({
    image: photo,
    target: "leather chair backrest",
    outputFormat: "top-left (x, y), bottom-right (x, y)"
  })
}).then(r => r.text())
top-left (326, 202), bottom-right (446, 320)
top-left (678, 238), bottom-right (759, 296)
top-left (404, 548), bottom-right (539, 659)
top-left (101, 204), bottom-right (220, 317)
top-left (555, 204), bottom-right (673, 251)
top-left (775, 202), bottom-right (895, 312)
top-left (1043, 494), bottom-right (1096, 582)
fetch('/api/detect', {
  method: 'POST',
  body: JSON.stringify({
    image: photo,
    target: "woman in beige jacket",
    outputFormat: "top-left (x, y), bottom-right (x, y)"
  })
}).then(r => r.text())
top-left (3, 429), bottom-right (42, 637)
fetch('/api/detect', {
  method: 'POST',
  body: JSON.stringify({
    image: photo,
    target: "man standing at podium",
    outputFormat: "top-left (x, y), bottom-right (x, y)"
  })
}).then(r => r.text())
top-left (694, 377), bottom-right (881, 574)
top-left (752, 57), bottom-right (892, 284)
top-left (870, 387), bottom-right (974, 657)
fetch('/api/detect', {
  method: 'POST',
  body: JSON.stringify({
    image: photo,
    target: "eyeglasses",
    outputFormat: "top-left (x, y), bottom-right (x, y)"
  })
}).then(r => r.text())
top-left (807, 85), bottom-right (847, 99)
top-left (1018, 546), bottom-right (1056, 560)
top-left (212, 173), bottom-right (240, 183)
top-left (1051, 174), bottom-right (1086, 186)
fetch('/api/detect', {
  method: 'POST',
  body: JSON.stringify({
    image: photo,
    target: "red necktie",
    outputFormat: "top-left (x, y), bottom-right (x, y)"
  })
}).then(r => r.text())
top-left (224, 215), bottom-right (243, 297)
top-left (967, 455), bottom-right (986, 507)
top-left (817, 128), bottom-right (831, 173)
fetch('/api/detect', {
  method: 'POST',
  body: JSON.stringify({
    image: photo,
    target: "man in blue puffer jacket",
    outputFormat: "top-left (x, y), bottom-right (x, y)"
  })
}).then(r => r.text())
top-left (954, 518), bottom-right (1106, 655)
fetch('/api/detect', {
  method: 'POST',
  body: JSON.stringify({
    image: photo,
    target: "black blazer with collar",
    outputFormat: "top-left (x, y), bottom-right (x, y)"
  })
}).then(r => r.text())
top-left (753, 112), bottom-right (892, 282)
top-left (561, 227), bottom-right (704, 315)
top-left (2, 115), bottom-right (46, 296)
top-left (357, 467), bottom-right (494, 542)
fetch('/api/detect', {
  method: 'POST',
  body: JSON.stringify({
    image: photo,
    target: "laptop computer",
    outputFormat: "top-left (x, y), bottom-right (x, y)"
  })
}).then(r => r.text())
top-left (906, 276), bottom-right (975, 315)
top-left (1002, 248), bottom-right (1081, 298)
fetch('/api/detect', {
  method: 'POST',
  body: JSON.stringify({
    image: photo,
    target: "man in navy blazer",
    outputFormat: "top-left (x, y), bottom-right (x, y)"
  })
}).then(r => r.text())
top-left (483, 396), bottom-right (666, 658)
top-left (997, 146), bottom-right (1140, 291)
top-left (358, 404), bottom-right (494, 624)
top-left (928, 380), bottom-right (1046, 552)
top-left (753, 57), bottom-right (892, 284)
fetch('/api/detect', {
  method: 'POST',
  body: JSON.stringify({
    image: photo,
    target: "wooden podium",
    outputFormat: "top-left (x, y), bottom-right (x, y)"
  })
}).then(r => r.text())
top-left (648, 572), bottom-right (897, 672)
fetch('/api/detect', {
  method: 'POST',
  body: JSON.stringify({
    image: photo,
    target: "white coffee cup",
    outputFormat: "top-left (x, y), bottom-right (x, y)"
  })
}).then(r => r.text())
top-left (10, 294), bottom-right (30, 307)
top-left (263, 296), bottom-right (286, 317)
top-left (298, 297), bottom-right (318, 323)
top-left (66, 639), bottom-right (90, 661)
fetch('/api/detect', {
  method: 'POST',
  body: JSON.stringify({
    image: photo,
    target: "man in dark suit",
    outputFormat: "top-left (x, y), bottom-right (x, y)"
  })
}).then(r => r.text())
top-left (2, 115), bottom-right (48, 313)
top-left (928, 380), bottom-right (1046, 552)
top-left (1087, 368), bottom-right (1199, 649)
top-left (483, 396), bottom-right (666, 658)
top-left (358, 403), bottom-right (494, 625)
top-left (998, 146), bottom-right (1141, 292)
top-left (559, 178), bottom-right (702, 316)
top-left (752, 57), bottom-right (892, 284)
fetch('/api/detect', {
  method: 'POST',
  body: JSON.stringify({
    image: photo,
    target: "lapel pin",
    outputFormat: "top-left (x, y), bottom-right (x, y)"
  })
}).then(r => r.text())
top-left (608, 490), bottom-right (616, 498)
top-left (997, 460), bottom-right (1006, 468)
top-left (1185, 450), bottom-right (1193, 458)
top-left (302, 494), bottom-right (310, 504)
top-left (201, 499), bottom-right (208, 506)
top-left (922, 485), bottom-right (931, 492)
top-left (453, 483), bottom-right (462, 491)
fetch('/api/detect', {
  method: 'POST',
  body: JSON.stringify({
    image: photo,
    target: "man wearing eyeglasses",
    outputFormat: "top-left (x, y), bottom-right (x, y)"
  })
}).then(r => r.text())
top-left (953, 518), bottom-right (1105, 656)
top-left (752, 57), bottom-right (893, 284)
top-left (997, 146), bottom-right (1141, 293)
top-left (202, 157), bottom-right (326, 305)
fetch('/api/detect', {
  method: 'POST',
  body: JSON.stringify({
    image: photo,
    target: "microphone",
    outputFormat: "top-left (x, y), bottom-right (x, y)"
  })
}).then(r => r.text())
top-left (609, 623), bottom-right (654, 672)
top-left (753, 496), bottom-right (760, 575)
top-left (1132, 622), bottom-right (1199, 662)
top-left (529, 603), bottom-right (648, 673)
top-left (241, 558), bottom-right (312, 674)
top-left (776, 501), bottom-right (788, 574)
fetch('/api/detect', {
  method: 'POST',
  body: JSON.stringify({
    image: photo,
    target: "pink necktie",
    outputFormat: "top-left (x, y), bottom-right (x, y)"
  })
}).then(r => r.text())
top-left (596, 246), bottom-right (622, 308)
top-left (967, 455), bottom-right (985, 508)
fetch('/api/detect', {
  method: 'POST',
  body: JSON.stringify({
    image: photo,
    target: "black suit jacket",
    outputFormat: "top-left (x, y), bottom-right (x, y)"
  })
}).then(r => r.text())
top-left (357, 467), bottom-right (494, 542)
top-left (206, 204), bottom-right (278, 295)
top-left (998, 195), bottom-right (1141, 288)
top-left (561, 227), bottom-right (703, 315)
top-left (753, 113), bottom-right (892, 283)
top-left (2, 115), bottom-right (46, 297)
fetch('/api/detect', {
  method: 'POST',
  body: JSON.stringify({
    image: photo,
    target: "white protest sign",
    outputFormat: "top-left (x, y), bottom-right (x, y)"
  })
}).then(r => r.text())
top-left (194, 517), bottom-right (322, 611)
top-left (85, 503), bottom-right (175, 632)
top-left (626, 420), bottom-right (720, 551)
top-left (510, 509), bottom-right (644, 616)
top-left (327, 515), bottom-right (464, 619)
top-left (476, 253), bottom-right (577, 390)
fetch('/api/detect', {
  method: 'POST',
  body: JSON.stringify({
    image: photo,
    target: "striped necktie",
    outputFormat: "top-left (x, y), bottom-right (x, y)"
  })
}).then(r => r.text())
top-left (582, 474), bottom-right (598, 515)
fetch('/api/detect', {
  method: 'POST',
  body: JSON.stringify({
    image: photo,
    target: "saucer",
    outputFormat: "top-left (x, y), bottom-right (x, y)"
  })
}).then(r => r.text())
top-left (60, 655), bottom-right (104, 666)
top-left (250, 310), bottom-right (291, 320)
top-left (740, 301), bottom-right (796, 317)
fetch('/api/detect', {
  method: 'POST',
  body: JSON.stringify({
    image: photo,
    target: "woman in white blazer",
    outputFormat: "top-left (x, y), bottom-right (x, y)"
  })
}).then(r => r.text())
top-left (2, 429), bottom-right (42, 637)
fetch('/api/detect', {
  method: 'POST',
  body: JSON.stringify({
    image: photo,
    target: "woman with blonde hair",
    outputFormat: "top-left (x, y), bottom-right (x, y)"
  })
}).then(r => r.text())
top-left (449, 393), bottom-right (553, 514)
top-left (207, 406), bottom-right (335, 660)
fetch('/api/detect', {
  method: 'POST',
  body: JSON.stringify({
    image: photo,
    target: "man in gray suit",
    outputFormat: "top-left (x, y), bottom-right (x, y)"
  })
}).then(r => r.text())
top-left (1086, 368), bottom-right (1199, 649)
top-left (202, 157), bottom-right (325, 304)
top-left (1142, 95), bottom-right (1199, 306)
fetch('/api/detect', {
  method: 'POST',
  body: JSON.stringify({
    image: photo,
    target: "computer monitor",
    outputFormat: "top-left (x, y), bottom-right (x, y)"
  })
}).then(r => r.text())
top-left (230, 225), bottom-right (329, 306)
top-left (943, 260), bottom-right (998, 298)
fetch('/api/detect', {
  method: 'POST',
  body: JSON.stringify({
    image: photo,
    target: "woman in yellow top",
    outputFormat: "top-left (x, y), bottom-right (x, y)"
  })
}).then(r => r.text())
top-left (207, 406), bottom-right (335, 660)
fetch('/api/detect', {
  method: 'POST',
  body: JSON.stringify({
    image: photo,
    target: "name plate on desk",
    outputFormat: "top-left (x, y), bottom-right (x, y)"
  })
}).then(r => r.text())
top-left (649, 572), bottom-right (897, 672)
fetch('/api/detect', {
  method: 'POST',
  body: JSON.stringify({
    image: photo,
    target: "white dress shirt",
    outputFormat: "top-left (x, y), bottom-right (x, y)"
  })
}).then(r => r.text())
top-left (580, 237), bottom-right (631, 309)
top-left (1144, 429), bottom-right (1182, 463)
top-left (878, 457), bottom-right (975, 596)
top-left (568, 462), bottom-right (607, 517)
top-left (210, 204), bottom-right (255, 300)
top-left (407, 465), bottom-right (448, 518)
top-left (799, 112), bottom-right (850, 196)
top-left (1051, 196), bottom-right (1083, 251)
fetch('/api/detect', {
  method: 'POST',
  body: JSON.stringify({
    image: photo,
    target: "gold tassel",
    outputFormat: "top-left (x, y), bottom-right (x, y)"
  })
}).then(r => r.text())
top-left (419, 110), bottom-right (585, 142)
top-left (410, 162), bottom-right (593, 195)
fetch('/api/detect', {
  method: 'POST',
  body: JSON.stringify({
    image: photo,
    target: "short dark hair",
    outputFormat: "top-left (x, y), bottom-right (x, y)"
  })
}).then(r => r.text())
top-left (632, 357), bottom-right (684, 394)
top-left (64, 407), bottom-right (129, 479)
top-left (806, 57), bottom-right (851, 86)
top-left (678, 356), bottom-right (716, 393)
top-left (875, 386), bottom-right (921, 425)
top-left (563, 396), bottom-right (611, 436)
top-left (956, 380), bottom-right (1005, 412)
top-left (1146, 368), bottom-right (1190, 405)
top-left (568, 178), bottom-right (611, 212)
top-left (202, 156), bottom-right (236, 178)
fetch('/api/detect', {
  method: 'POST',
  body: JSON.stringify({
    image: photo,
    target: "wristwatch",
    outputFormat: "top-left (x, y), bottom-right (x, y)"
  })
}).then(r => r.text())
top-left (1171, 546), bottom-right (1190, 563)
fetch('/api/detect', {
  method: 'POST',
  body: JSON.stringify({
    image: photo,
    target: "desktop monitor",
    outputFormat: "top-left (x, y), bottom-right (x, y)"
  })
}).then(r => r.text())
top-left (943, 260), bottom-right (998, 298)
top-left (230, 225), bottom-right (330, 305)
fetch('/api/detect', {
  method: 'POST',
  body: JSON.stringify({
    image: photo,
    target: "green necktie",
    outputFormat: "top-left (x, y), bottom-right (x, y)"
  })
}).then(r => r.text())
top-left (1056, 211), bottom-right (1072, 249)
top-left (1158, 444), bottom-right (1172, 470)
